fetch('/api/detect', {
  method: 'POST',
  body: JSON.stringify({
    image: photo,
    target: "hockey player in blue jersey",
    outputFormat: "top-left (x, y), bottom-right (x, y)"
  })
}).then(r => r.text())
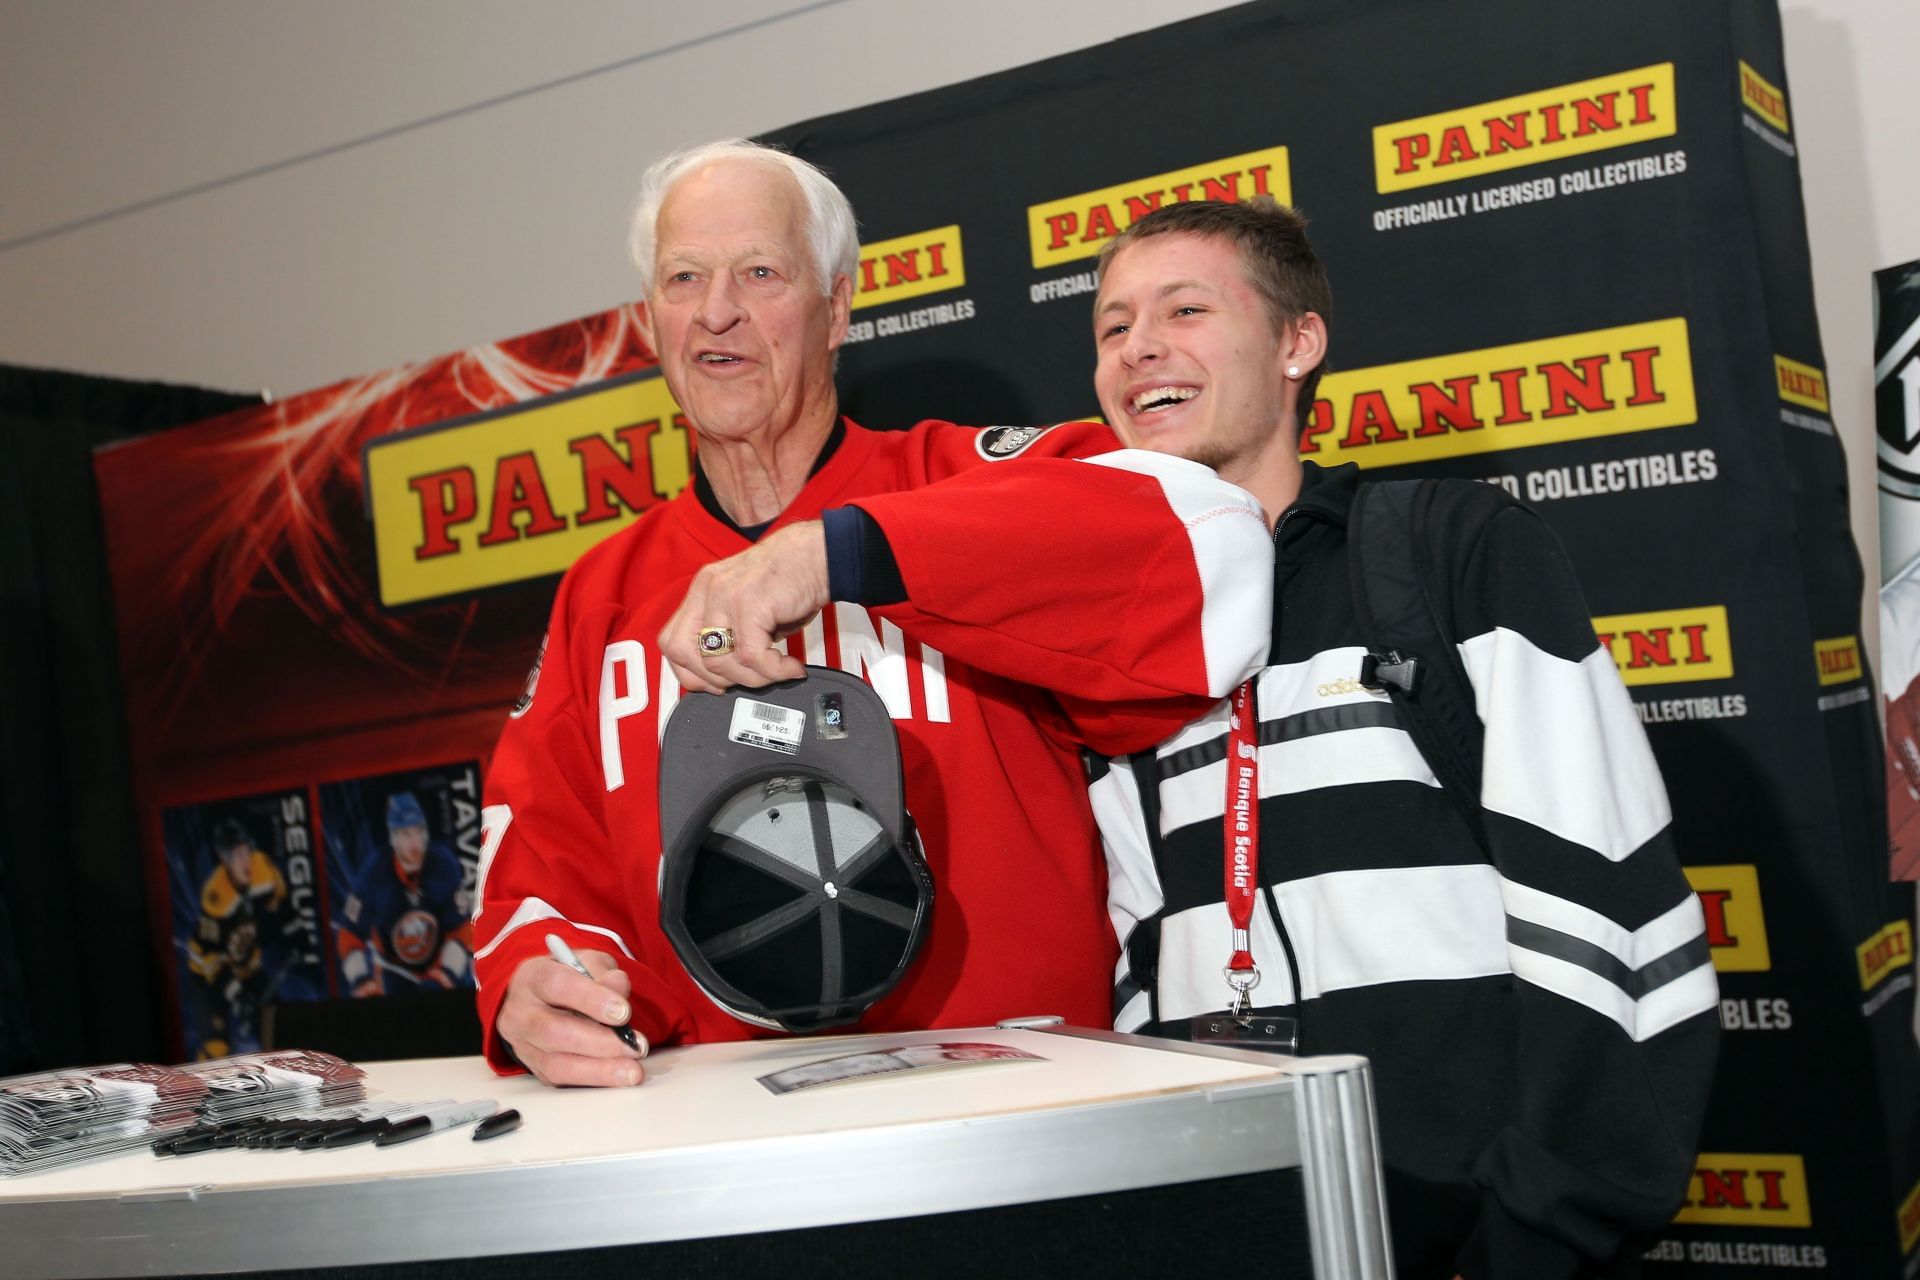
top-left (335, 792), bottom-right (473, 996)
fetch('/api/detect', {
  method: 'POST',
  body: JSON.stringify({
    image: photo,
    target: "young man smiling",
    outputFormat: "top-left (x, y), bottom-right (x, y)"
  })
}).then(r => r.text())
top-left (1087, 198), bottom-right (1718, 1280)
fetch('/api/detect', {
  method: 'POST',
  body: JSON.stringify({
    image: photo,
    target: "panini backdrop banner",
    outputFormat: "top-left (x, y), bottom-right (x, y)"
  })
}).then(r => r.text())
top-left (92, 0), bottom-right (1914, 1272)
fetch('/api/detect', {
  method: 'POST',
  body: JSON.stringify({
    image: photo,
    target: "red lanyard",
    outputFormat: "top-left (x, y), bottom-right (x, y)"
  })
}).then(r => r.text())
top-left (1223, 680), bottom-right (1260, 1006)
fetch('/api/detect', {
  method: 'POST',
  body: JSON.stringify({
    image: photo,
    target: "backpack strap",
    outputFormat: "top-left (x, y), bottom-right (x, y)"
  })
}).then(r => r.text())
top-left (1348, 478), bottom-right (1489, 849)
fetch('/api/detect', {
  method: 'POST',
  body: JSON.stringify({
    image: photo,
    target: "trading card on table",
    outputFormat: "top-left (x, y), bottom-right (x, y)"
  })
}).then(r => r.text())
top-left (185, 1050), bottom-right (366, 1121)
top-left (757, 1041), bottom-right (1043, 1095)
top-left (162, 790), bottom-right (330, 1060)
top-left (0, 1064), bottom-right (205, 1175)
top-left (319, 761), bottom-right (482, 999)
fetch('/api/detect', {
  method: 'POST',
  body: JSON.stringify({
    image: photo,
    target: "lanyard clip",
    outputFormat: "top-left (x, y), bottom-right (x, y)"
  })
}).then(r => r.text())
top-left (1223, 965), bottom-right (1260, 1026)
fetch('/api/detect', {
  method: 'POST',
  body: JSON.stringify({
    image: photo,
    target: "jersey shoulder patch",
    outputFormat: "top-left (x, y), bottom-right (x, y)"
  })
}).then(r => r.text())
top-left (511, 633), bottom-right (547, 719)
top-left (974, 424), bottom-right (1054, 460)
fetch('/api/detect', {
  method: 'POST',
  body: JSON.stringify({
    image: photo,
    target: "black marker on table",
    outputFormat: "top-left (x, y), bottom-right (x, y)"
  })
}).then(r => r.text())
top-left (472, 1109), bottom-right (522, 1141)
top-left (374, 1100), bottom-right (499, 1147)
top-left (545, 933), bottom-right (647, 1055)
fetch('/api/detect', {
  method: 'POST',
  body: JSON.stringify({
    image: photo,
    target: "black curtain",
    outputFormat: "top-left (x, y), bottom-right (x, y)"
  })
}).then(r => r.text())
top-left (0, 364), bottom-right (254, 1073)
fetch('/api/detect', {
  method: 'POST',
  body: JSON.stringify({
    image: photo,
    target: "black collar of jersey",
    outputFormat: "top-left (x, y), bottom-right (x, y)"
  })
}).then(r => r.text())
top-left (692, 418), bottom-right (847, 542)
top-left (1283, 459), bottom-right (1361, 533)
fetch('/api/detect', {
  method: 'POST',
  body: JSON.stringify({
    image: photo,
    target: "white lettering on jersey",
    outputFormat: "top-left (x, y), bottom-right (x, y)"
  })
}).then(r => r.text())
top-left (654, 654), bottom-right (682, 746)
top-left (473, 804), bottom-right (511, 923)
top-left (922, 644), bottom-right (949, 722)
top-left (835, 604), bottom-right (912, 718)
top-left (600, 640), bottom-right (650, 792)
top-left (800, 613), bottom-right (826, 667)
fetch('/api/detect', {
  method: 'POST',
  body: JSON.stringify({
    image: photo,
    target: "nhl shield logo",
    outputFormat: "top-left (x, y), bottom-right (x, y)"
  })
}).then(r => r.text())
top-left (974, 424), bottom-right (1051, 460)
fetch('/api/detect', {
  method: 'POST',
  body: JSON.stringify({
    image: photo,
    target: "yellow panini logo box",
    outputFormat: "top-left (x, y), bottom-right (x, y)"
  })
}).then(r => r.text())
top-left (1814, 635), bottom-right (1862, 687)
top-left (1859, 921), bottom-right (1914, 993)
top-left (364, 375), bottom-right (691, 607)
top-left (1299, 319), bottom-right (1696, 468)
top-left (1682, 865), bottom-right (1769, 973)
top-left (1591, 606), bottom-right (1733, 687)
top-left (1740, 60), bottom-right (1791, 134)
top-left (852, 225), bottom-right (966, 312)
top-left (1676, 1154), bottom-right (1810, 1228)
top-left (1374, 64), bottom-right (1675, 193)
top-left (1774, 354), bottom-right (1829, 413)
top-left (1027, 147), bottom-right (1291, 270)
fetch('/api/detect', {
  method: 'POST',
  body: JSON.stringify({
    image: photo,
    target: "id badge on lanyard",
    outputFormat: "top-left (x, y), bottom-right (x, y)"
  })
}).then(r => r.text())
top-left (1188, 680), bottom-right (1299, 1055)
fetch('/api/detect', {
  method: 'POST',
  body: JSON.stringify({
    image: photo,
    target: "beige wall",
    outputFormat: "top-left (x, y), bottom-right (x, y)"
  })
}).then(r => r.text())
top-left (2, 0), bottom-right (1913, 646)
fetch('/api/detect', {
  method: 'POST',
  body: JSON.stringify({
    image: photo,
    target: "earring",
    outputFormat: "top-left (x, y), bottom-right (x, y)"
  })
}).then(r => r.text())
top-left (1287, 365), bottom-right (1301, 378)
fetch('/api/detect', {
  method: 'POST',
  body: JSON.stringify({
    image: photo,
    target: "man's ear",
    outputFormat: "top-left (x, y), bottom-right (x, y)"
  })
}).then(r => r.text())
top-left (1284, 311), bottom-right (1328, 377)
top-left (635, 299), bottom-right (657, 360)
top-left (826, 273), bottom-right (853, 350)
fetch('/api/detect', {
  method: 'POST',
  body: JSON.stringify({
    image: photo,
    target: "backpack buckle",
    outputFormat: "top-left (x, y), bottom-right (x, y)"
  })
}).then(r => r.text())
top-left (1359, 650), bottom-right (1420, 695)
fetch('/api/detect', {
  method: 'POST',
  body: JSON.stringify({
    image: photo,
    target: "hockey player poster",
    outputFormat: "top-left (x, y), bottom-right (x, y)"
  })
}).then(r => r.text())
top-left (93, 310), bottom-right (662, 1058)
top-left (161, 790), bottom-right (328, 1060)
top-left (319, 762), bottom-right (481, 998)
top-left (1878, 257), bottom-right (1920, 879)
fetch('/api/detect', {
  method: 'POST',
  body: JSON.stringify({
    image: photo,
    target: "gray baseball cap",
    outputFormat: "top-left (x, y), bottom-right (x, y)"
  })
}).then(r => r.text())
top-left (658, 667), bottom-right (933, 1033)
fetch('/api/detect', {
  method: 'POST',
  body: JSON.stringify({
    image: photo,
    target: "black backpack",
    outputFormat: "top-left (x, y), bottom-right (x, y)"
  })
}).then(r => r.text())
top-left (1348, 476), bottom-right (1507, 850)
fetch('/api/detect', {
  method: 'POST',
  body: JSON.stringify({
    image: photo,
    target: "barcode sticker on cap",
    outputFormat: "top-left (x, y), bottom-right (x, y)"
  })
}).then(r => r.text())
top-left (728, 699), bottom-right (806, 754)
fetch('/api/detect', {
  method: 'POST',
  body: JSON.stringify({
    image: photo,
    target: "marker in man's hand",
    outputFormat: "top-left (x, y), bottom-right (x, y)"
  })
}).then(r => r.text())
top-left (545, 933), bottom-right (647, 1056)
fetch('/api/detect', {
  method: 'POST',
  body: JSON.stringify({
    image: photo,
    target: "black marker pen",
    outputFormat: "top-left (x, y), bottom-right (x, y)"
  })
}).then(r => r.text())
top-left (545, 933), bottom-right (647, 1056)
top-left (471, 1109), bottom-right (522, 1141)
top-left (373, 1100), bottom-right (499, 1147)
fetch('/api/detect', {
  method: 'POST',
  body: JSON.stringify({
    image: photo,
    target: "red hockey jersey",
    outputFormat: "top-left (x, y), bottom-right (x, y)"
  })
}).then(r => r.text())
top-left (472, 418), bottom-right (1272, 1068)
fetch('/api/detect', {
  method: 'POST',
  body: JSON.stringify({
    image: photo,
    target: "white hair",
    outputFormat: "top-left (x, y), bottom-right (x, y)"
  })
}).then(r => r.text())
top-left (627, 138), bottom-right (859, 296)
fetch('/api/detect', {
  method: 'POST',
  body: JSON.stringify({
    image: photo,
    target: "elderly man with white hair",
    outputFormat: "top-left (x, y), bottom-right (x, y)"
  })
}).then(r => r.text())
top-left (472, 138), bottom-right (1274, 1086)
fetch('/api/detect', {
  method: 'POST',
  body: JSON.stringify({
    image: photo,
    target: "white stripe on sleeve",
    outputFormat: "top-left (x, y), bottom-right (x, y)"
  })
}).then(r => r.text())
top-left (1083, 449), bottom-right (1273, 697)
top-left (1461, 628), bottom-right (1670, 862)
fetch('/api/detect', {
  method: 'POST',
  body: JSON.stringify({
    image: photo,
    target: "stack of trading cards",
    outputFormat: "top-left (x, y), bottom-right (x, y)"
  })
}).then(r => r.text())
top-left (0, 1063), bottom-right (208, 1176)
top-left (183, 1050), bottom-right (367, 1124)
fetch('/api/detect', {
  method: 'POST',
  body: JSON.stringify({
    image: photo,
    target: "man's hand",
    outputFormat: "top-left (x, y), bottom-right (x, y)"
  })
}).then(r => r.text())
top-left (660, 521), bottom-right (830, 693)
top-left (498, 949), bottom-right (647, 1087)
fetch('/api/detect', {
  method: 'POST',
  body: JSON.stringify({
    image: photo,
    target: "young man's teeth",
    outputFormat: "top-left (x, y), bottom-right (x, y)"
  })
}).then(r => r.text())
top-left (1133, 386), bottom-right (1197, 412)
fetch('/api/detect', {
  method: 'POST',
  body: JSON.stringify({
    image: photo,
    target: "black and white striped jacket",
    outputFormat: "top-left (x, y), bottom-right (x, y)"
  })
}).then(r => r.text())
top-left (1092, 461), bottom-right (1719, 1280)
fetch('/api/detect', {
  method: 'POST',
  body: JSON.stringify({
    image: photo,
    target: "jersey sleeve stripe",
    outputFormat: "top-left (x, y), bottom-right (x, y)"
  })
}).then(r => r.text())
top-left (1507, 917), bottom-right (1712, 1001)
top-left (1158, 724), bottom-right (1439, 836)
top-left (1461, 628), bottom-right (1671, 862)
top-left (1081, 449), bottom-right (1272, 697)
top-left (1508, 947), bottom-right (1719, 1043)
top-left (1276, 863), bottom-right (1511, 1000)
top-left (471, 895), bottom-right (637, 963)
top-left (1500, 878), bottom-right (1709, 968)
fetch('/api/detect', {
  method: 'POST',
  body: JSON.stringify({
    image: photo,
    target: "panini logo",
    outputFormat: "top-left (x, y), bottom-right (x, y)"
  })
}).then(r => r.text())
top-left (1775, 354), bottom-right (1829, 413)
top-left (364, 375), bottom-right (692, 607)
top-left (1858, 920), bottom-right (1914, 992)
top-left (1676, 1154), bottom-right (1811, 1227)
top-left (1901, 1179), bottom-right (1920, 1255)
top-left (852, 225), bottom-right (965, 312)
top-left (1299, 319), bottom-right (1696, 468)
top-left (1682, 865), bottom-right (1770, 972)
top-left (1027, 147), bottom-right (1291, 269)
top-left (1592, 606), bottom-right (1732, 687)
top-left (1740, 60), bottom-right (1791, 134)
top-left (1374, 63), bottom-right (1675, 193)
top-left (1814, 635), bottom-right (1862, 687)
